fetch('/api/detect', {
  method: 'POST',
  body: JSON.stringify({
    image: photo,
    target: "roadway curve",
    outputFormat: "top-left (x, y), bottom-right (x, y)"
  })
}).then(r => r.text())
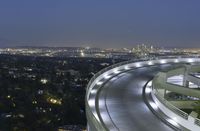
top-left (97, 64), bottom-right (175, 131)
top-left (86, 58), bottom-right (200, 131)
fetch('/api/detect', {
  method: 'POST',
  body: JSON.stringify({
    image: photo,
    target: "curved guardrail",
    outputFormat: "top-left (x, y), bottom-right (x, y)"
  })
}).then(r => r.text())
top-left (151, 63), bottom-right (200, 130)
top-left (153, 88), bottom-right (189, 120)
top-left (86, 57), bottom-right (200, 131)
top-left (195, 118), bottom-right (200, 126)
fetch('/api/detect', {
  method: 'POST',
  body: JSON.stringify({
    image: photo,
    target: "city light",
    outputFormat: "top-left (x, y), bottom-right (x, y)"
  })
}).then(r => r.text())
top-left (41, 79), bottom-right (48, 84)
top-left (80, 50), bottom-right (85, 57)
top-left (32, 101), bottom-right (37, 104)
top-left (47, 98), bottom-right (62, 105)
top-left (7, 95), bottom-right (11, 99)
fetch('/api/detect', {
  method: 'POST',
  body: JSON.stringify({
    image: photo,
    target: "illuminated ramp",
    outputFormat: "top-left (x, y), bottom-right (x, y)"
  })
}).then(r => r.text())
top-left (86, 58), bottom-right (200, 131)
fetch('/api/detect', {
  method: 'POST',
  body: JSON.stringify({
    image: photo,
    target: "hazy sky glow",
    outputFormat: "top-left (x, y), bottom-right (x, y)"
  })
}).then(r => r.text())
top-left (0, 0), bottom-right (200, 48)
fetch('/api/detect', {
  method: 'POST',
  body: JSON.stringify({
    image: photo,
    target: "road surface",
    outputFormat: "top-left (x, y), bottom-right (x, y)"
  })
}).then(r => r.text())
top-left (97, 64), bottom-right (175, 131)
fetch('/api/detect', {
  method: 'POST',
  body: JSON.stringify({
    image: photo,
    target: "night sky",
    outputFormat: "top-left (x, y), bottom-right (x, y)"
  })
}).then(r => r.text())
top-left (0, 0), bottom-right (200, 48)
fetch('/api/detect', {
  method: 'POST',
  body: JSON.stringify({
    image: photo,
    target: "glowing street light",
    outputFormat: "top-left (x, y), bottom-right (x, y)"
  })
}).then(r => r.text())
top-left (41, 79), bottom-right (48, 84)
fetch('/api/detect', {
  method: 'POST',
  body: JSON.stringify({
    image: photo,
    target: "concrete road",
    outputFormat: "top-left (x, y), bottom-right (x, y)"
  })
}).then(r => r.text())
top-left (97, 64), bottom-right (175, 131)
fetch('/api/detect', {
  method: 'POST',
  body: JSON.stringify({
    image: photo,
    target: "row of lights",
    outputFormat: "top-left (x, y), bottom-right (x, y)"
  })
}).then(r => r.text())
top-left (95, 58), bottom-right (196, 87)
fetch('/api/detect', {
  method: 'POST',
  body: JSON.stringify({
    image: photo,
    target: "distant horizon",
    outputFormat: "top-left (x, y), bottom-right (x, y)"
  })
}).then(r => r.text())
top-left (1, 45), bottom-right (200, 50)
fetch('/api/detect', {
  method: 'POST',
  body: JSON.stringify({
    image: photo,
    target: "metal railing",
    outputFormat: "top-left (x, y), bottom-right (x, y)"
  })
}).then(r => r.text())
top-left (195, 118), bottom-right (200, 127)
top-left (152, 72), bottom-right (200, 127)
top-left (153, 89), bottom-right (189, 119)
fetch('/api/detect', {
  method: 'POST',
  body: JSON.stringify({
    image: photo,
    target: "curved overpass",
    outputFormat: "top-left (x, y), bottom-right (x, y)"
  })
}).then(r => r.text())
top-left (86, 58), bottom-right (200, 131)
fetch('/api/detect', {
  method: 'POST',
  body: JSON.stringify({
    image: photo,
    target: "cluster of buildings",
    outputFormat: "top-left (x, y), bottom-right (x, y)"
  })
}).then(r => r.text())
top-left (1, 45), bottom-right (200, 60)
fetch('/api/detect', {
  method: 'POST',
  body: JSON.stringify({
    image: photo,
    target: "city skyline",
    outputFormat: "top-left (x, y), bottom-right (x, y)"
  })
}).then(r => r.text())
top-left (0, 0), bottom-right (200, 48)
